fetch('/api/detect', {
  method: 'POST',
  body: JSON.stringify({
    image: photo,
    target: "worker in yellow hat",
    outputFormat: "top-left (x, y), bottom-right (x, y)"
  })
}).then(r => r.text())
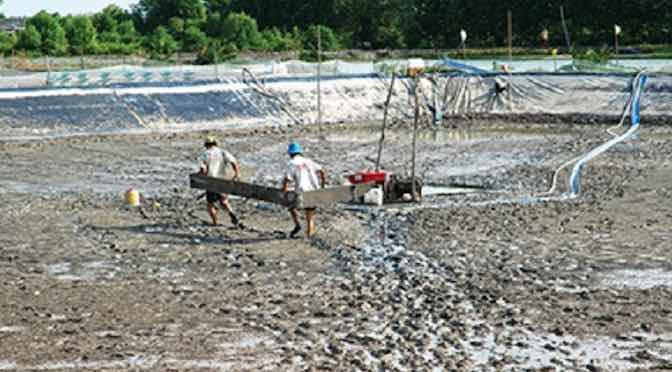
top-left (198, 135), bottom-right (243, 227)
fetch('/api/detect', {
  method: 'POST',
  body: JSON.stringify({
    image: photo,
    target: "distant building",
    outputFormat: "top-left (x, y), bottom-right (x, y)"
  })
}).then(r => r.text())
top-left (0, 17), bottom-right (26, 34)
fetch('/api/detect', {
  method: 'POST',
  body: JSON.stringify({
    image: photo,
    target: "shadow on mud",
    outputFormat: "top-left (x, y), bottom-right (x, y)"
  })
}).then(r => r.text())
top-left (98, 224), bottom-right (286, 247)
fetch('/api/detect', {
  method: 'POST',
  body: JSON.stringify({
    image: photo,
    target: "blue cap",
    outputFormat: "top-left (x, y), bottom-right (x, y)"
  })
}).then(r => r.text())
top-left (288, 142), bottom-right (303, 155)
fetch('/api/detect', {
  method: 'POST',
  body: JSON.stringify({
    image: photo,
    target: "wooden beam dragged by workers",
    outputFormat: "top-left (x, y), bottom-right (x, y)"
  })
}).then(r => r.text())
top-left (190, 173), bottom-right (295, 207)
top-left (299, 183), bottom-right (376, 209)
top-left (190, 174), bottom-right (376, 209)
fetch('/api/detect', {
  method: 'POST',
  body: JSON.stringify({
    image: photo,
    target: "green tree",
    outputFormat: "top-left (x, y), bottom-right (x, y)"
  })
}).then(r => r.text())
top-left (7, 0), bottom-right (671, 56)
top-left (93, 10), bottom-right (118, 34)
top-left (118, 20), bottom-right (140, 44)
top-left (98, 30), bottom-right (121, 44)
top-left (26, 11), bottom-right (68, 55)
top-left (404, 0), bottom-right (444, 48)
top-left (289, 26), bottom-right (303, 49)
top-left (97, 19), bottom-right (141, 54)
top-left (204, 12), bottom-right (225, 38)
top-left (183, 25), bottom-right (208, 52)
top-left (205, 0), bottom-right (232, 14)
top-left (261, 27), bottom-right (302, 52)
top-left (133, 0), bottom-right (207, 33)
top-left (221, 12), bottom-right (264, 50)
top-left (64, 16), bottom-right (97, 55)
top-left (195, 38), bottom-right (237, 64)
top-left (168, 17), bottom-right (185, 37)
top-left (42, 22), bottom-right (68, 55)
top-left (26, 11), bottom-right (58, 37)
top-left (303, 25), bottom-right (340, 51)
top-left (331, 0), bottom-right (406, 49)
top-left (0, 31), bottom-right (16, 54)
top-left (223, 0), bottom-right (348, 34)
top-left (146, 26), bottom-right (179, 58)
top-left (16, 24), bottom-right (42, 52)
top-left (93, 5), bottom-right (132, 34)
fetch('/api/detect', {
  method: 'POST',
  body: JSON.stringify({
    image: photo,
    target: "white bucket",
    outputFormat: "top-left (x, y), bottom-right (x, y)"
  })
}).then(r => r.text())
top-left (363, 188), bottom-right (384, 206)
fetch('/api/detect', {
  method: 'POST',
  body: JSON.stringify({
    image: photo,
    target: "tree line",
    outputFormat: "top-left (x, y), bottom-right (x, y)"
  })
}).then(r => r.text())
top-left (0, 0), bottom-right (669, 61)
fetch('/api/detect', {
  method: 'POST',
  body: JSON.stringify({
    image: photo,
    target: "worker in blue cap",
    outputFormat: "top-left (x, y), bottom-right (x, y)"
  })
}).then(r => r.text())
top-left (281, 142), bottom-right (326, 238)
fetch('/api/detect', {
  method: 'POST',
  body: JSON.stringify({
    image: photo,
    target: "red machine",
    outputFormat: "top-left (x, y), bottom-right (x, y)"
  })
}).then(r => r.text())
top-left (347, 171), bottom-right (389, 185)
top-left (347, 171), bottom-right (422, 203)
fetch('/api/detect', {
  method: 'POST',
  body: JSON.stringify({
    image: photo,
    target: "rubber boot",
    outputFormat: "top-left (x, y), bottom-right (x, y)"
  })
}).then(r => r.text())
top-left (229, 212), bottom-right (243, 229)
top-left (289, 225), bottom-right (302, 239)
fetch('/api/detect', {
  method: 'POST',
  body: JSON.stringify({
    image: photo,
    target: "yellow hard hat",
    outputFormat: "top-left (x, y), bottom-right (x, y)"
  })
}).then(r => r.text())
top-left (204, 135), bottom-right (217, 146)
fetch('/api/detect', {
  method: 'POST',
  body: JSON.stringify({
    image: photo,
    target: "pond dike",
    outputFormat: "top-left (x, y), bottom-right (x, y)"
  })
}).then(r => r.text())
top-left (0, 73), bottom-right (670, 140)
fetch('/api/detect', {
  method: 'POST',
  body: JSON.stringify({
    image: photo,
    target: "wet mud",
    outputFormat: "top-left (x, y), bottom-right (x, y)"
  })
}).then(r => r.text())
top-left (1, 120), bottom-right (672, 371)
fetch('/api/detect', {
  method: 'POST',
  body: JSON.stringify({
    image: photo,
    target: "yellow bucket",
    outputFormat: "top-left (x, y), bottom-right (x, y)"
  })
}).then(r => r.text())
top-left (125, 188), bottom-right (140, 207)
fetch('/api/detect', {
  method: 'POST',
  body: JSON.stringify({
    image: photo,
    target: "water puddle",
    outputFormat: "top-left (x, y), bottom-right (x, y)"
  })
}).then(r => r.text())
top-left (46, 261), bottom-right (121, 282)
top-left (6, 356), bottom-right (158, 370)
top-left (161, 359), bottom-right (236, 369)
top-left (417, 128), bottom-right (570, 143)
top-left (423, 185), bottom-right (483, 197)
top-left (0, 361), bottom-right (17, 370)
top-left (151, 267), bottom-right (186, 279)
top-left (0, 355), bottom-right (280, 370)
top-left (641, 132), bottom-right (672, 141)
top-left (219, 335), bottom-right (271, 350)
top-left (47, 262), bottom-right (71, 275)
top-left (0, 326), bottom-right (25, 333)
top-left (599, 268), bottom-right (672, 289)
top-left (324, 127), bottom-right (570, 145)
top-left (464, 329), bottom-right (672, 370)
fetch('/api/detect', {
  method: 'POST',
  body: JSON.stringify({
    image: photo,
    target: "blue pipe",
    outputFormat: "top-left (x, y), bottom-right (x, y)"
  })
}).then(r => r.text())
top-left (567, 73), bottom-right (648, 196)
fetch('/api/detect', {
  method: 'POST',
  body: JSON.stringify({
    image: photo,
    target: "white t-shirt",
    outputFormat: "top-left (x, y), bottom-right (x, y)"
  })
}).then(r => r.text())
top-left (199, 147), bottom-right (236, 178)
top-left (285, 155), bottom-right (323, 192)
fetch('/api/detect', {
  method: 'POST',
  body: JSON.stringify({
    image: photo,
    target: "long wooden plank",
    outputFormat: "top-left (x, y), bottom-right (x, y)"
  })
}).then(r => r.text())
top-left (190, 174), bottom-right (376, 208)
top-left (300, 183), bottom-right (376, 208)
top-left (190, 174), bottom-right (297, 207)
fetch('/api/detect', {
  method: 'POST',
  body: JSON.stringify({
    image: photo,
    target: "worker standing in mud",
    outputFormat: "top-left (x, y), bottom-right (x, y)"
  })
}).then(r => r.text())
top-left (198, 135), bottom-right (243, 228)
top-left (282, 142), bottom-right (326, 239)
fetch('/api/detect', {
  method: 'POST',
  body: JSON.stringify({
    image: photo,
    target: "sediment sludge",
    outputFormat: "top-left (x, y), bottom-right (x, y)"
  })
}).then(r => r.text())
top-left (1, 70), bottom-right (672, 370)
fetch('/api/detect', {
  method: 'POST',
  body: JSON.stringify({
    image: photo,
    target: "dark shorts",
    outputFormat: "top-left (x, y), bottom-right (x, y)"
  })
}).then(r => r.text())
top-left (291, 207), bottom-right (317, 212)
top-left (206, 191), bottom-right (226, 204)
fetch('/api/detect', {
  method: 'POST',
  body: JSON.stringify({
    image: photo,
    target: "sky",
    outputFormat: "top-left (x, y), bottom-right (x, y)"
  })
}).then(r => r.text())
top-left (2, 0), bottom-right (136, 17)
